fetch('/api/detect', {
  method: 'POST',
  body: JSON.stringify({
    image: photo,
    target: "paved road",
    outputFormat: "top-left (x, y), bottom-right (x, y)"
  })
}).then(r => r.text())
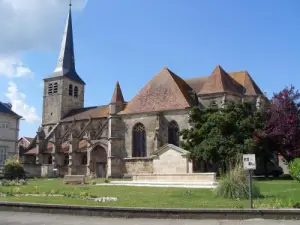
top-left (0, 212), bottom-right (299, 225)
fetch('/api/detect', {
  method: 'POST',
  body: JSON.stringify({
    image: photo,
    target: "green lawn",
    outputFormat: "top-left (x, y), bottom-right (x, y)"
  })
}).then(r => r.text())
top-left (0, 178), bottom-right (299, 208)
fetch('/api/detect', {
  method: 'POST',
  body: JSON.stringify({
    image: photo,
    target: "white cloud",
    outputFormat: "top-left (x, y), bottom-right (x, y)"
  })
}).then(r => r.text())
top-left (0, 0), bottom-right (87, 77)
top-left (0, 56), bottom-right (33, 78)
top-left (5, 81), bottom-right (40, 123)
top-left (0, 0), bottom-right (87, 127)
top-left (0, 0), bottom-right (87, 55)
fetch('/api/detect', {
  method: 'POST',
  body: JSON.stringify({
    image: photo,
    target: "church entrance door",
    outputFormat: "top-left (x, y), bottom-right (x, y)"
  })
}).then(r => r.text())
top-left (90, 145), bottom-right (107, 178)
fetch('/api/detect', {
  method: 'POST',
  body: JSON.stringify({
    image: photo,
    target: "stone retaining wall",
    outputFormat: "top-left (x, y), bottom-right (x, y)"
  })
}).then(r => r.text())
top-left (0, 202), bottom-right (299, 220)
top-left (132, 173), bottom-right (216, 182)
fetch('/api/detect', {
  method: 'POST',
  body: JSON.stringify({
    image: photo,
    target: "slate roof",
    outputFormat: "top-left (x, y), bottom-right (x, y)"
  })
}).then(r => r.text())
top-left (60, 105), bottom-right (109, 122)
top-left (45, 6), bottom-right (85, 84)
top-left (110, 81), bottom-right (124, 104)
top-left (0, 102), bottom-right (21, 118)
top-left (120, 67), bottom-right (196, 114)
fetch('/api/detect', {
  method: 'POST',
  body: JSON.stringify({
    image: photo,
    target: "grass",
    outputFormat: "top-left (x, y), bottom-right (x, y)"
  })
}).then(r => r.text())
top-left (0, 178), bottom-right (299, 208)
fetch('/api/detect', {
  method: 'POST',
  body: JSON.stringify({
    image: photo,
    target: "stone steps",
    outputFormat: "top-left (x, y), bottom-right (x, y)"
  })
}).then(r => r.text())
top-left (96, 181), bottom-right (218, 189)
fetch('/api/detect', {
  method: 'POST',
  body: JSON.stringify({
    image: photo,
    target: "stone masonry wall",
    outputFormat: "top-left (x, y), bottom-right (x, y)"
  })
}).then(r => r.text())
top-left (123, 158), bottom-right (153, 175)
top-left (121, 109), bottom-right (190, 159)
top-left (152, 149), bottom-right (189, 174)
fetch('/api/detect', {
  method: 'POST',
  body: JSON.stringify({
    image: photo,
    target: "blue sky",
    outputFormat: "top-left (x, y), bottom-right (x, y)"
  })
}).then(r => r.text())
top-left (0, 0), bottom-right (299, 138)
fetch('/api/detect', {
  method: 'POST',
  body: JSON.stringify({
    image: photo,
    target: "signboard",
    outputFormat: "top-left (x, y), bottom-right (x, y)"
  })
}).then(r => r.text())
top-left (243, 154), bottom-right (256, 170)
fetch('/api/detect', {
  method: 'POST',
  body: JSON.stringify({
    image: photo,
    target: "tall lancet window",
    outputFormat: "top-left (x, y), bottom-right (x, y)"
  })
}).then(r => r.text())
top-left (168, 120), bottom-right (180, 146)
top-left (69, 84), bottom-right (73, 96)
top-left (132, 123), bottom-right (146, 157)
top-left (74, 86), bottom-right (78, 98)
top-left (48, 83), bottom-right (53, 95)
top-left (53, 82), bottom-right (58, 93)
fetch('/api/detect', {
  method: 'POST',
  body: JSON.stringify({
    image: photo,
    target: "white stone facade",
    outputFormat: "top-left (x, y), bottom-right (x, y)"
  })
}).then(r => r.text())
top-left (0, 109), bottom-right (21, 167)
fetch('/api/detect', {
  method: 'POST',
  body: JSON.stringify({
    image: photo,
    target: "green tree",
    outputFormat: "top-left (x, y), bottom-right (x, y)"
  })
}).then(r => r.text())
top-left (180, 101), bottom-right (264, 172)
top-left (4, 156), bottom-right (26, 180)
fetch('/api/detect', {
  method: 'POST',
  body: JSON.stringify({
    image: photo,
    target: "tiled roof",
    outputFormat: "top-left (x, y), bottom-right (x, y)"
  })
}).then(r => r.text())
top-left (24, 137), bottom-right (34, 143)
top-left (185, 66), bottom-right (263, 97)
top-left (61, 105), bottom-right (109, 122)
top-left (185, 76), bottom-right (208, 93)
top-left (199, 65), bottom-right (242, 95)
top-left (110, 81), bottom-right (124, 103)
top-left (120, 67), bottom-right (195, 114)
top-left (0, 102), bottom-right (21, 118)
top-left (229, 71), bottom-right (264, 96)
top-left (23, 140), bottom-right (89, 155)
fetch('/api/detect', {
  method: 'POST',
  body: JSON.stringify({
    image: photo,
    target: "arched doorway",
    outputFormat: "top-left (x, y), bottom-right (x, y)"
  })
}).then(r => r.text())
top-left (90, 145), bottom-right (107, 178)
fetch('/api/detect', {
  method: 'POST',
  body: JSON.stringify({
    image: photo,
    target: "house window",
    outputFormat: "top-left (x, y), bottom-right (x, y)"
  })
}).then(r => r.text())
top-left (0, 122), bottom-right (9, 129)
top-left (132, 123), bottom-right (146, 157)
top-left (48, 83), bottom-right (53, 95)
top-left (168, 120), bottom-right (180, 146)
top-left (53, 82), bottom-right (58, 93)
top-left (74, 86), bottom-right (78, 98)
top-left (0, 146), bottom-right (8, 166)
top-left (69, 84), bottom-right (73, 96)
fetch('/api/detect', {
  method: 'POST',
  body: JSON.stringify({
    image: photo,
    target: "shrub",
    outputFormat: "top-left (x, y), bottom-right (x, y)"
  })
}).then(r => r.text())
top-left (289, 158), bottom-right (300, 182)
top-left (3, 157), bottom-right (26, 180)
top-left (214, 163), bottom-right (261, 199)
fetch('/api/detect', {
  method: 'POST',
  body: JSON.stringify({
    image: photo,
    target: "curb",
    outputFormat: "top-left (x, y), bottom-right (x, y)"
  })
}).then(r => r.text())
top-left (0, 202), bottom-right (300, 220)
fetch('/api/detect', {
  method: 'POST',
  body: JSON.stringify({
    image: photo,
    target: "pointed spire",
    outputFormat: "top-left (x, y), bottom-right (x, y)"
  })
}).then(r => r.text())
top-left (46, 3), bottom-right (85, 84)
top-left (110, 81), bottom-right (125, 104)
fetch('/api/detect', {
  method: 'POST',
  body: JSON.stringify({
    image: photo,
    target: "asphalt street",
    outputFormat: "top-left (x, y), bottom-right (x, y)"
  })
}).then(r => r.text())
top-left (0, 212), bottom-right (299, 225)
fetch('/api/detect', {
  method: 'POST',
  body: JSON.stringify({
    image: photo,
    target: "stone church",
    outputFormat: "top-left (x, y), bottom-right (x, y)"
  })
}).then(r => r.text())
top-left (19, 6), bottom-right (266, 178)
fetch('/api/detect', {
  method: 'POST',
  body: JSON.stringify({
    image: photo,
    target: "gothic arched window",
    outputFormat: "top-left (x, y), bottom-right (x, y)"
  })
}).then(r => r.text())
top-left (48, 83), bottom-right (53, 95)
top-left (168, 120), bottom-right (179, 146)
top-left (53, 82), bottom-right (58, 93)
top-left (74, 86), bottom-right (78, 98)
top-left (132, 123), bottom-right (146, 157)
top-left (69, 84), bottom-right (73, 96)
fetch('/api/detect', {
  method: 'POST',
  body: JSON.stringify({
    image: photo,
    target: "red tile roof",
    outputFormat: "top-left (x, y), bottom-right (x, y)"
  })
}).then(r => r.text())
top-left (199, 65), bottom-right (242, 95)
top-left (61, 105), bottom-right (109, 122)
top-left (229, 71), bottom-right (264, 96)
top-left (120, 67), bottom-right (195, 114)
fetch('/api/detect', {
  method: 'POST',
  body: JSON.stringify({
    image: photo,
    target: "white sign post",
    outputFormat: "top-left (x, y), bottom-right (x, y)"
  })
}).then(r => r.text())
top-left (243, 154), bottom-right (256, 209)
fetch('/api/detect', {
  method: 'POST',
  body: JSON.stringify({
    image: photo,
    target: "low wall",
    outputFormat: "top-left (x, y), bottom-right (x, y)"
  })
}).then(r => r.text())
top-left (75, 165), bottom-right (87, 175)
top-left (58, 166), bottom-right (68, 177)
top-left (123, 158), bottom-right (153, 175)
top-left (132, 173), bottom-right (217, 183)
top-left (23, 164), bottom-right (42, 177)
top-left (0, 202), bottom-right (299, 220)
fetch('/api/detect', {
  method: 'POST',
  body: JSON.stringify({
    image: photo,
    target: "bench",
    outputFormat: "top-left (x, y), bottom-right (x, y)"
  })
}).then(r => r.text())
top-left (64, 175), bottom-right (86, 185)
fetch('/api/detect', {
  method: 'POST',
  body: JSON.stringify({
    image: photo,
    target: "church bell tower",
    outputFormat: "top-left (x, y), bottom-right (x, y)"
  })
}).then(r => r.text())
top-left (42, 3), bottom-right (85, 127)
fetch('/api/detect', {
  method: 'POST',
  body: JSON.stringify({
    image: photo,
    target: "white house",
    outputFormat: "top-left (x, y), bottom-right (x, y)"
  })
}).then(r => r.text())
top-left (0, 102), bottom-right (21, 167)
